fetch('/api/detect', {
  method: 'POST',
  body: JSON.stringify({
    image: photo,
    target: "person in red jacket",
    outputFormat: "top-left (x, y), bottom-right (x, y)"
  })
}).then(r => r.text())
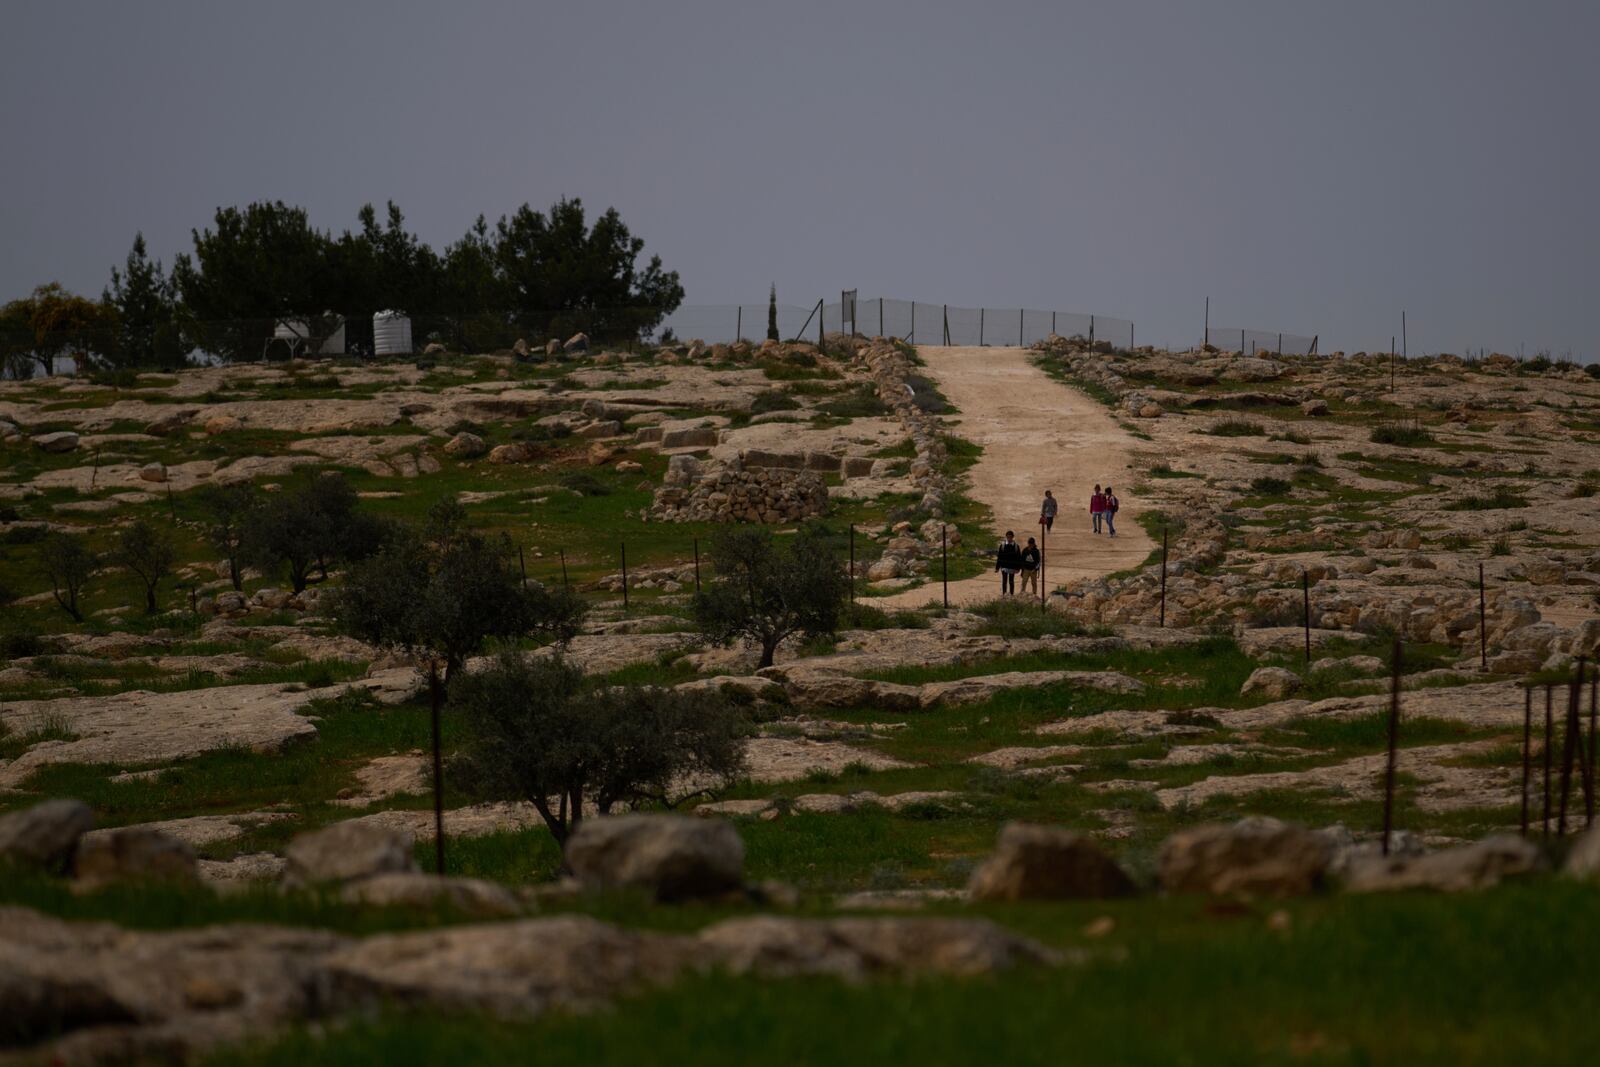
top-left (1090, 484), bottom-right (1105, 534)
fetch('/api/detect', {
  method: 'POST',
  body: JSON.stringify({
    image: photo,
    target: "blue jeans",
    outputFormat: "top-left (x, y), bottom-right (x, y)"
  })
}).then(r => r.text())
top-left (1092, 513), bottom-right (1102, 534)
top-left (1106, 511), bottom-right (1116, 536)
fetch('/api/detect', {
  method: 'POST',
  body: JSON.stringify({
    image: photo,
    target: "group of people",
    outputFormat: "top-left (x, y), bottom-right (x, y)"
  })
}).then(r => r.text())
top-left (992, 485), bottom-right (1121, 595)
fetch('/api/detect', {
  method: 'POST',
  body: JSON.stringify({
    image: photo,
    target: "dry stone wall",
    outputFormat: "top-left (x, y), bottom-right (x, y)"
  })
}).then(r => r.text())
top-left (649, 454), bottom-right (828, 524)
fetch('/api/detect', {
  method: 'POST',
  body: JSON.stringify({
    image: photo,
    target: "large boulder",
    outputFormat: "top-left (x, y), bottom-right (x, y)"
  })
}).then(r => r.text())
top-left (1159, 817), bottom-right (1334, 896)
top-left (564, 814), bottom-right (744, 902)
top-left (1343, 834), bottom-right (1543, 893)
top-left (282, 821), bottom-right (417, 888)
top-left (32, 430), bottom-right (80, 453)
top-left (967, 822), bottom-right (1137, 901)
top-left (1567, 823), bottom-right (1600, 881)
top-left (1240, 666), bottom-right (1302, 699)
top-left (0, 799), bottom-right (94, 872)
top-left (563, 332), bottom-right (590, 354)
top-left (75, 827), bottom-right (198, 887)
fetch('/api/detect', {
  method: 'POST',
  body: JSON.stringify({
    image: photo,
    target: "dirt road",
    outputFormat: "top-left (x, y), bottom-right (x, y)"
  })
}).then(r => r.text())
top-left (876, 346), bottom-right (1153, 607)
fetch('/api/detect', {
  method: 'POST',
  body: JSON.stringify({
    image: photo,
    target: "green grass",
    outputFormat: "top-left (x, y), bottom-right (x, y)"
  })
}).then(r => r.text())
top-left (1210, 419), bottom-right (1265, 437)
top-left (200, 882), bottom-right (1600, 1067)
top-left (1444, 488), bottom-right (1530, 511)
top-left (1369, 422), bottom-right (1436, 447)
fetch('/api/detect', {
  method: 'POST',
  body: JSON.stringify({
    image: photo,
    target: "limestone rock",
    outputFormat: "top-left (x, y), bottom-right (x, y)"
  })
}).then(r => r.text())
top-left (487, 442), bottom-right (532, 464)
top-left (967, 822), bottom-right (1137, 901)
top-left (443, 431), bottom-right (486, 458)
top-left (1566, 822), bottom-right (1600, 881)
top-left (564, 814), bottom-right (744, 901)
top-left (32, 430), bottom-right (80, 453)
top-left (1300, 399), bottom-right (1330, 416)
top-left (1343, 834), bottom-right (1543, 893)
top-left (138, 462), bottom-right (167, 483)
top-left (0, 799), bottom-right (94, 872)
top-left (282, 821), bottom-right (417, 888)
top-left (1241, 666), bottom-right (1302, 699)
top-left (563, 332), bottom-right (590, 353)
top-left (1159, 817), bottom-right (1334, 896)
top-left (920, 670), bottom-right (1143, 710)
top-left (697, 916), bottom-right (1060, 979)
top-left (74, 826), bottom-right (198, 887)
top-left (340, 872), bottom-right (524, 918)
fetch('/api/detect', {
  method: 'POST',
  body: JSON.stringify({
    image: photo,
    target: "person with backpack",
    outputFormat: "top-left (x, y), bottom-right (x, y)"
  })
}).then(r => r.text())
top-left (1019, 536), bottom-right (1041, 596)
top-left (995, 530), bottom-right (1024, 595)
top-left (1040, 490), bottom-right (1058, 535)
top-left (1090, 484), bottom-right (1105, 534)
top-left (1103, 485), bottom-right (1120, 536)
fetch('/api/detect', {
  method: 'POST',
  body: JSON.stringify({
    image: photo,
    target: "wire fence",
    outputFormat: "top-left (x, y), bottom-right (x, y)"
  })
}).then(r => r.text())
top-left (1, 298), bottom-right (1325, 377)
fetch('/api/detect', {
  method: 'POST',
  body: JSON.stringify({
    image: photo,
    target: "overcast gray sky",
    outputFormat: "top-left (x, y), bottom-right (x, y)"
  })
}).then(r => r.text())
top-left (3, 0), bottom-right (1595, 357)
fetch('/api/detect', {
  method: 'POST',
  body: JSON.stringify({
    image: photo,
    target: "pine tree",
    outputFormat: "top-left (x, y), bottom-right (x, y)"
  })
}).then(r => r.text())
top-left (766, 283), bottom-right (779, 342)
top-left (106, 233), bottom-right (183, 368)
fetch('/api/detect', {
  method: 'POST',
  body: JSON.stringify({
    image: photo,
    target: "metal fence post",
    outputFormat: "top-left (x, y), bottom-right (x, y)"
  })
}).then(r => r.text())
top-left (428, 662), bottom-right (446, 874)
top-left (736, 306), bottom-right (742, 343)
top-left (1381, 637), bottom-right (1402, 855)
top-left (1090, 315), bottom-right (1095, 344)
top-left (620, 542), bottom-right (628, 610)
top-left (979, 308), bottom-right (985, 347)
top-left (943, 304), bottom-right (949, 345)
top-left (879, 298), bottom-right (884, 337)
top-left (1204, 296), bottom-right (1209, 348)
top-left (1019, 308), bottom-right (1024, 347)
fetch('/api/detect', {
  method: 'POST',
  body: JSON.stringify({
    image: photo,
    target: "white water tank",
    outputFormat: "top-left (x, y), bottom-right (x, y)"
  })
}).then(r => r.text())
top-left (373, 311), bottom-right (413, 356)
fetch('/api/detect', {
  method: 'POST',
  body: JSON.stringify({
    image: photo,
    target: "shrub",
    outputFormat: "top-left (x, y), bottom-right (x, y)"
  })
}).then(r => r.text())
top-left (1490, 535), bottom-right (1512, 556)
top-left (450, 652), bottom-right (748, 846)
top-left (1370, 422), bottom-right (1434, 446)
top-left (1445, 488), bottom-right (1530, 511)
top-left (1249, 476), bottom-right (1292, 496)
top-left (39, 532), bottom-right (93, 622)
top-left (2, 524), bottom-right (48, 546)
top-left (557, 471), bottom-right (609, 497)
top-left (841, 602), bottom-right (931, 630)
top-left (331, 497), bottom-right (587, 679)
top-left (114, 519), bottom-right (177, 614)
top-left (694, 524), bottom-right (850, 668)
top-left (750, 389), bottom-right (799, 415)
top-left (968, 598), bottom-right (1084, 639)
top-left (1210, 419), bottom-right (1264, 437)
top-left (818, 383), bottom-right (889, 419)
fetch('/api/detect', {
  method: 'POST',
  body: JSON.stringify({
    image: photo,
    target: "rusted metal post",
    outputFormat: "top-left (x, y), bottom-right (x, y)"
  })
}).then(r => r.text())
top-left (848, 524), bottom-right (855, 605)
top-left (1039, 519), bottom-right (1047, 612)
top-left (518, 546), bottom-right (527, 590)
top-left (1521, 685), bottom-right (1532, 837)
top-left (559, 548), bottom-right (569, 589)
top-left (1558, 657), bottom-right (1586, 835)
top-left (1478, 563), bottom-right (1487, 670)
top-left (941, 524), bottom-right (948, 609)
top-left (979, 308), bottom-right (985, 347)
top-left (1159, 526), bottom-right (1168, 628)
top-left (1302, 570), bottom-right (1312, 664)
top-left (1543, 685), bottom-right (1553, 839)
top-left (620, 542), bottom-right (629, 610)
top-left (1381, 636), bottom-right (1402, 855)
top-left (428, 662), bottom-right (446, 875)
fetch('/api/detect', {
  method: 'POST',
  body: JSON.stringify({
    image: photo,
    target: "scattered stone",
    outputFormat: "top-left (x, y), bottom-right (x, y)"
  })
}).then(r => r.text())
top-left (282, 821), bottom-right (417, 888)
top-left (564, 814), bottom-right (744, 901)
top-left (1159, 817), bottom-right (1333, 896)
top-left (32, 430), bottom-right (80, 453)
top-left (74, 826), bottom-right (198, 887)
top-left (340, 872), bottom-right (524, 918)
top-left (0, 798), bottom-right (94, 872)
top-left (1343, 834), bottom-right (1543, 893)
top-left (1241, 666), bottom-right (1302, 699)
top-left (442, 431), bottom-right (486, 458)
top-left (967, 822), bottom-right (1137, 901)
top-left (138, 462), bottom-right (168, 483)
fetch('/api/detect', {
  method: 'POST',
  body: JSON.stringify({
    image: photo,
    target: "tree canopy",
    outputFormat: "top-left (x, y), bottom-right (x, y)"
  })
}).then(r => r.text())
top-left (693, 524), bottom-right (850, 668)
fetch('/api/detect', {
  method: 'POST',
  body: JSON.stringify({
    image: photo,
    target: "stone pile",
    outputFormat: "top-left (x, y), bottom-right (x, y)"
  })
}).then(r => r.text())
top-left (649, 453), bottom-right (828, 524)
top-left (851, 337), bottom-right (950, 517)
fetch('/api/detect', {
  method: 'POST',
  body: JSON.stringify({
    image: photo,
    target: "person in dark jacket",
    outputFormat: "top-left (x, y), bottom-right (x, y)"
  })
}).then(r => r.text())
top-left (995, 530), bottom-right (1023, 595)
top-left (1103, 486), bottom-right (1119, 536)
top-left (1019, 536), bottom-right (1041, 596)
top-left (1040, 490), bottom-right (1058, 534)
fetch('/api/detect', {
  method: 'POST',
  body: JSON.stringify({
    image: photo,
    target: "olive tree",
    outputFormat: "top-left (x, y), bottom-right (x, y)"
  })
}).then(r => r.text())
top-left (330, 497), bottom-right (586, 679)
top-left (449, 652), bottom-right (748, 846)
top-left (693, 523), bottom-right (850, 668)
top-left (195, 483), bottom-right (258, 591)
top-left (113, 520), bottom-right (176, 614)
top-left (39, 533), bottom-right (94, 622)
top-left (242, 473), bottom-right (385, 593)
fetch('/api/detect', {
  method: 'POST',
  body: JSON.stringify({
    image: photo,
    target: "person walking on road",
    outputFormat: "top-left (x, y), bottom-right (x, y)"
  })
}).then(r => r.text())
top-left (1019, 536), bottom-right (1041, 596)
top-left (1103, 485), bottom-right (1120, 537)
top-left (995, 530), bottom-right (1023, 596)
top-left (1040, 490), bottom-right (1058, 535)
top-left (1090, 484), bottom-right (1105, 534)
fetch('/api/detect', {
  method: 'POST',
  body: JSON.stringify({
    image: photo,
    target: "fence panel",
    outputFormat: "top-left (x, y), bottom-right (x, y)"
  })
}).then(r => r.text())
top-left (1209, 327), bottom-right (1316, 355)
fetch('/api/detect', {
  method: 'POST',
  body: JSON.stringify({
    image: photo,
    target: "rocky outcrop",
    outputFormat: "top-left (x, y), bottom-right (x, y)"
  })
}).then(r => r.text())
top-left (281, 821), bottom-right (418, 888)
top-left (1342, 834), bottom-right (1543, 893)
top-left (0, 799), bottom-right (94, 873)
